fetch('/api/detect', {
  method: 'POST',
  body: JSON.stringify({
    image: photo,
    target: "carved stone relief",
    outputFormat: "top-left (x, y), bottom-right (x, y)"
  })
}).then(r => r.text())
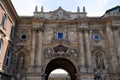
top-left (92, 46), bottom-right (106, 71)
top-left (95, 52), bottom-right (105, 69)
top-left (44, 45), bottom-right (78, 60)
top-left (53, 45), bottom-right (68, 53)
top-left (68, 31), bottom-right (77, 42)
top-left (44, 30), bottom-right (53, 42)
top-left (16, 52), bottom-right (26, 73)
top-left (51, 7), bottom-right (70, 20)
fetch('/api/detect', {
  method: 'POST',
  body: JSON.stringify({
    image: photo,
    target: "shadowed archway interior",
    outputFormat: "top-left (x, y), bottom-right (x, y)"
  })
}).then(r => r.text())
top-left (45, 58), bottom-right (77, 80)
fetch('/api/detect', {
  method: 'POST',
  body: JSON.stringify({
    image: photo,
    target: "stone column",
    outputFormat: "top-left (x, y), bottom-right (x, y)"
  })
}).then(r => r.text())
top-left (31, 29), bottom-right (36, 66)
top-left (112, 26), bottom-right (120, 73)
top-left (84, 29), bottom-right (92, 72)
top-left (112, 27), bottom-right (119, 47)
top-left (79, 29), bottom-right (85, 72)
top-left (112, 27), bottom-right (120, 57)
top-left (106, 24), bottom-right (117, 72)
top-left (35, 26), bottom-right (43, 73)
top-left (113, 26), bottom-right (120, 68)
top-left (37, 27), bottom-right (43, 65)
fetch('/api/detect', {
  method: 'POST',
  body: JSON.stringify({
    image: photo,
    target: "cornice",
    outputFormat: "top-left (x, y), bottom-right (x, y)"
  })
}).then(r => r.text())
top-left (101, 16), bottom-right (120, 23)
top-left (19, 18), bottom-right (79, 25)
top-left (18, 15), bottom-right (120, 26)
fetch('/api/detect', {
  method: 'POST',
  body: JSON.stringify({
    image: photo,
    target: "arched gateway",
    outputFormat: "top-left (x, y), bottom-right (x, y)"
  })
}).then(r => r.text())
top-left (45, 58), bottom-right (77, 80)
top-left (1, 1), bottom-right (120, 80)
top-left (10, 6), bottom-right (120, 80)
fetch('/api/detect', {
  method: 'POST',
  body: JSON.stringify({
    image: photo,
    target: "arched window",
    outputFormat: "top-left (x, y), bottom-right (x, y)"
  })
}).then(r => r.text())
top-left (0, 39), bottom-right (3, 54)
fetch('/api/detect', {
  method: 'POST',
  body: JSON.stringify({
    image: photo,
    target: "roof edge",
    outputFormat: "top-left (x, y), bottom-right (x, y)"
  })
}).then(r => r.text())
top-left (105, 5), bottom-right (120, 13)
top-left (3, 0), bottom-right (19, 24)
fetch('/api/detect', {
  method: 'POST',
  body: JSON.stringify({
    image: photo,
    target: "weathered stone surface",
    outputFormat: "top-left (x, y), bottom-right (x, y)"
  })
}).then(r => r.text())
top-left (0, 2), bottom-right (120, 80)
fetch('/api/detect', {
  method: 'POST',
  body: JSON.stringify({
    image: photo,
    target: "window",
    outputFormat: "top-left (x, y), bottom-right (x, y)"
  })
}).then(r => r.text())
top-left (6, 49), bottom-right (11, 66)
top-left (0, 39), bottom-right (3, 54)
top-left (57, 32), bottom-right (64, 39)
top-left (92, 34), bottom-right (101, 41)
top-left (1, 13), bottom-right (7, 28)
top-left (20, 34), bottom-right (28, 40)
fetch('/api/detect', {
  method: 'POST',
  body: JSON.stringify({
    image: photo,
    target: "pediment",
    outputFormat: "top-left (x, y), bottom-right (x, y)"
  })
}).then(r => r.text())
top-left (51, 7), bottom-right (70, 19)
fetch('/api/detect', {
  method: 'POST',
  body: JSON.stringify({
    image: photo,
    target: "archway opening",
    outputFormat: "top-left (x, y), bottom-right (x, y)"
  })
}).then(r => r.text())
top-left (50, 69), bottom-right (68, 74)
top-left (48, 69), bottom-right (70, 80)
top-left (45, 58), bottom-right (77, 80)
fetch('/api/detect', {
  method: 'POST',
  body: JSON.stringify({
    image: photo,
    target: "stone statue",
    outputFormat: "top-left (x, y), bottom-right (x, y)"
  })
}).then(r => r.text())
top-left (17, 55), bottom-right (25, 72)
top-left (71, 49), bottom-right (77, 58)
top-left (35, 6), bottom-right (38, 12)
top-left (83, 6), bottom-right (86, 12)
top-left (95, 54), bottom-right (105, 69)
top-left (41, 6), bottom-right (43, 12)
top-left (47, 48), bottom-right (52, 54)
top-left (77, 6), bottom-right (80, 12)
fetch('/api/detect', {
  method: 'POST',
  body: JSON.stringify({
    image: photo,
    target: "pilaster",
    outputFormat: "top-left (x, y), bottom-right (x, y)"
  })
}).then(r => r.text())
top-left (111, 26), bottom-right (120, 73)
top-left (84, 29), bottom-right (93, 73)
top-left (106, 23), bottom-right (118, 73)
top-left (30, 29), bottom-right (36, 66)
top-left (78, 28), bottom-right (86, 72)
top-left (35, 26), bottom-right (44, 73)
top-left (36, 26), bottom-right (44, 66)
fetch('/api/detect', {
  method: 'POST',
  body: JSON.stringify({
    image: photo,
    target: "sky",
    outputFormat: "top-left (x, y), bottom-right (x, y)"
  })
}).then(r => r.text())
top-left (11, 0), bottom-right (120, 17)
top-left (51, 69), bottom-right (68, 74)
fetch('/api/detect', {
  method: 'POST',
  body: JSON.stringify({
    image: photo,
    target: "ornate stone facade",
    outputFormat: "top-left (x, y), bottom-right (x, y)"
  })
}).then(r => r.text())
top-left (12, 6), bottom-right (120, 80)
top-left (0, 1), bottom-right (120, 80)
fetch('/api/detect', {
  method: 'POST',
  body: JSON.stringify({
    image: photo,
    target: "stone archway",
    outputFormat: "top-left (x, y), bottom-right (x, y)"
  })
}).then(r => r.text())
top-left (45, 58), bottom-right (77, 80)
